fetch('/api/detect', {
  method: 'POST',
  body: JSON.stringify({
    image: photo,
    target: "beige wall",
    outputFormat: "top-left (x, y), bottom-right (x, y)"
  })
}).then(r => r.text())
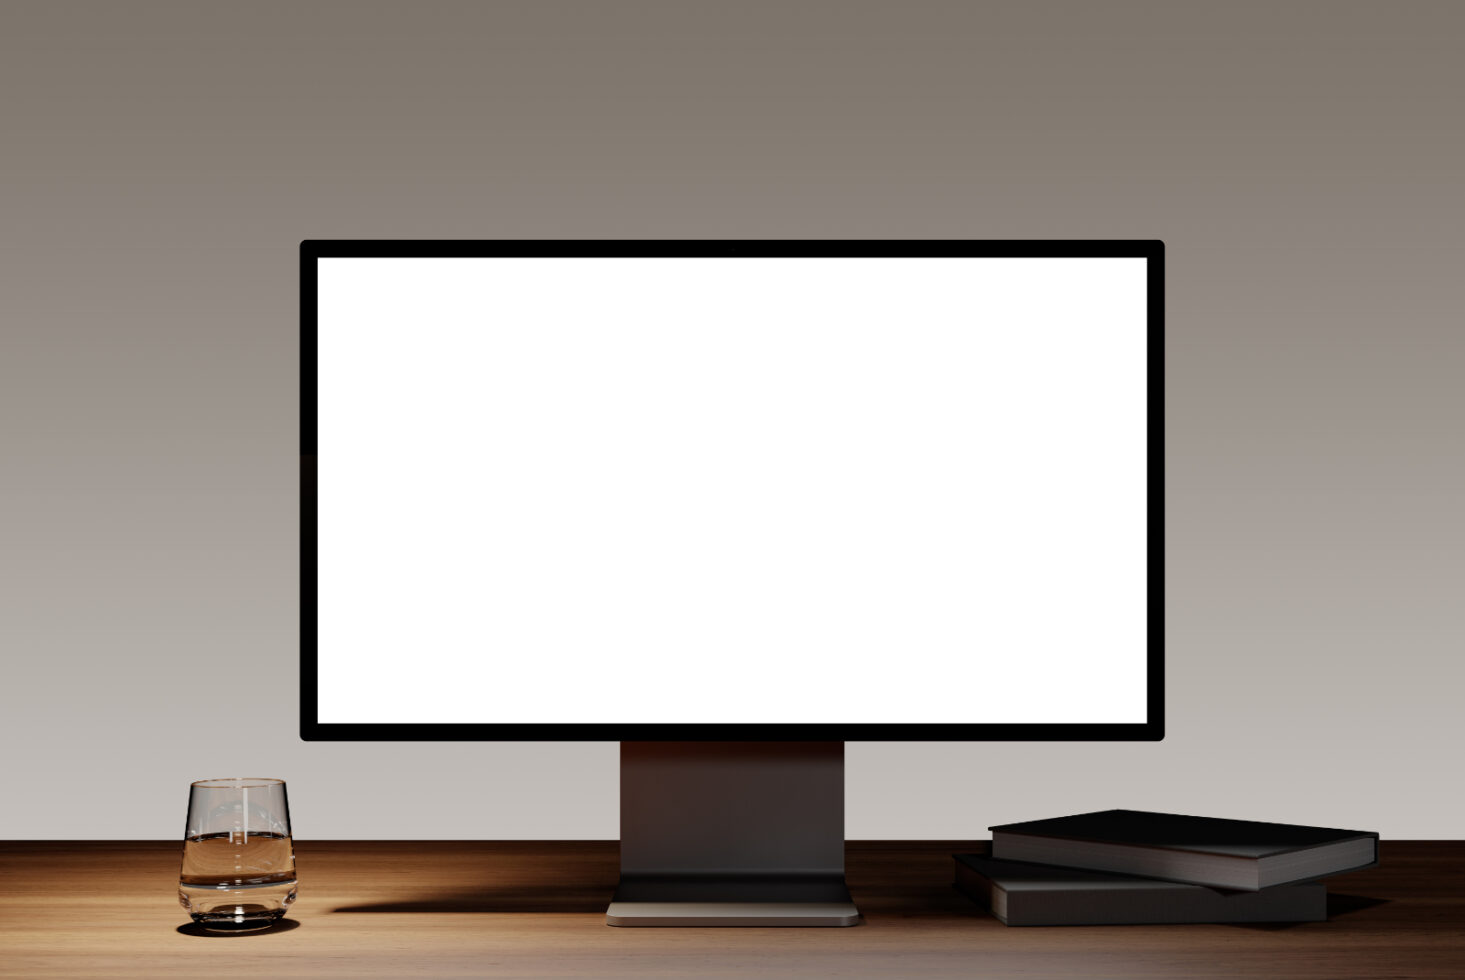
top-left (3, 2), bottom-right (1461, 839)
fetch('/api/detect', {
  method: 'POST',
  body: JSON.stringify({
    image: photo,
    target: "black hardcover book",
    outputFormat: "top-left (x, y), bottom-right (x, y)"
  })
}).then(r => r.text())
top-left (954, 855), bottom-right (1328, 926)
top-left (990, 810), bottom-right (1378, 891)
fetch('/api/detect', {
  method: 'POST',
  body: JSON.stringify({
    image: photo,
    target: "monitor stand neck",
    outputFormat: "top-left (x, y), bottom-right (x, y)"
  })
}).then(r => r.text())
top-left (608, 741), bottom-right (860, 927)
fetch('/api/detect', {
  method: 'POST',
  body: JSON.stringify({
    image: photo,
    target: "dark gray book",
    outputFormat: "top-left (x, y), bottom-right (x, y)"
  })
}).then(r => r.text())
top-left (954, 854), bottom-right (1328, 926)
top-left (990, 809), bottom-right (1378, 891)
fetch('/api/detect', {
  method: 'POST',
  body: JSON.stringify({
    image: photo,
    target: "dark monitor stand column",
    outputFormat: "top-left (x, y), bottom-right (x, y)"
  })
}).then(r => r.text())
top-left (607, 742), bottom-right (861, 927)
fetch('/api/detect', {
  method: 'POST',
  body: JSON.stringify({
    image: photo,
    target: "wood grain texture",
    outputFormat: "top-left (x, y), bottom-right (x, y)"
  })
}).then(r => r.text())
top-left (0, 841), bottom-right (1459, 978)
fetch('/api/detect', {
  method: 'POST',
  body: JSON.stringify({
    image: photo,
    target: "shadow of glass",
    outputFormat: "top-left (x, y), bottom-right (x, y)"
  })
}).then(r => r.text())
top-left (335, 881), bottom-right (983, 916)
top-left (332, 885), bottom-right (609, 914)
top-left (177, 918), bottom-right (302, 938)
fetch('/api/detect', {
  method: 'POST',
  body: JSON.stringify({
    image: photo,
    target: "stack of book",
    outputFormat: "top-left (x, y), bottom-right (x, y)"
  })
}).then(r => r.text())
top-left (954, 809), bottom-right (1379, 926)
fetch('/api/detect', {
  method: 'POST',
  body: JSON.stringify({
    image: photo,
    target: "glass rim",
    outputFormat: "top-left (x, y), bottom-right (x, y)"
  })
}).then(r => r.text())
top-left (190, 777), bottom-right (286, 789)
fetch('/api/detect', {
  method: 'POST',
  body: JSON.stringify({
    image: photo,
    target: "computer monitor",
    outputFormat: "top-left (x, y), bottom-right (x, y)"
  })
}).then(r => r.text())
top-left (301, 240), bottom-right (1162, 926)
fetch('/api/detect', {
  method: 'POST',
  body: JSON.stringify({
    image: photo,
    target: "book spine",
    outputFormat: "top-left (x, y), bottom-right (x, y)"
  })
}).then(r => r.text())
top-left (955, 866), bottom-right (1327, 926)
top-left (992, 833), bottom-right (1259, 890)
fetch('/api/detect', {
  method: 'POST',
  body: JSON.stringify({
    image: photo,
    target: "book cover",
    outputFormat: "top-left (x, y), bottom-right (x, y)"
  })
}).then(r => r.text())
top-left (990, 810), bottom-right (1378, 890)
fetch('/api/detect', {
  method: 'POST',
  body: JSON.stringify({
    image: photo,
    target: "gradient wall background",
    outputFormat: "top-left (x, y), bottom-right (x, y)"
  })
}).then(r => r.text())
top-left (3, 2), bottom-right (1460, 839)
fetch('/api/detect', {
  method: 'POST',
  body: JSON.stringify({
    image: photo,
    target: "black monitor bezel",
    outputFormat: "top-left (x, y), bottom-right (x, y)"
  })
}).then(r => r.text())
top-left (301, 240), bottom-right (1163, 742)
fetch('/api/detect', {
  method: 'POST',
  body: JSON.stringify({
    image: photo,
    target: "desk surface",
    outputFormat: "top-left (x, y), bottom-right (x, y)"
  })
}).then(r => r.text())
top-left (0, 840), bottom-right (1459, 978)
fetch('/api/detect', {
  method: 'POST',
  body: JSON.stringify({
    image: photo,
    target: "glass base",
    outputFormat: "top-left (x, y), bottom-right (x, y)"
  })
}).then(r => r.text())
top-left (180, 877), bottom-right (296, 932)
top-left (191, 907), bottom-right (287, 932)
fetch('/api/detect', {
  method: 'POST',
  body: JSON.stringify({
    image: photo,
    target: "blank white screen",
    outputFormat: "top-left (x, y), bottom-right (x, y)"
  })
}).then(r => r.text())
top-left (315, 256), bottom-right (1148, 724)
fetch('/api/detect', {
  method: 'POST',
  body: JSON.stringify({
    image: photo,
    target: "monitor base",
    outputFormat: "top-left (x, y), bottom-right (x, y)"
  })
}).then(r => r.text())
top-left (606, 901), bottom-right (860, 927)
top-left (611, 742), bottom-right (859, 928)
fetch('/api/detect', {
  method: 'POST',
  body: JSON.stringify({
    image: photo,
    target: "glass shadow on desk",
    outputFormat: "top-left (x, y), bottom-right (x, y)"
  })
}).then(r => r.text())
top-left (332, 883), bottom-right (607, 915)
top-left (177, 918), bottom-right (302, 938)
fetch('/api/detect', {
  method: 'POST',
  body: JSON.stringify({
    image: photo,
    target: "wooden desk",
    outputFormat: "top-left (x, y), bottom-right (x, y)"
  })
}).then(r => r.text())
top-left (1, 841), bottom-right (1458, 978)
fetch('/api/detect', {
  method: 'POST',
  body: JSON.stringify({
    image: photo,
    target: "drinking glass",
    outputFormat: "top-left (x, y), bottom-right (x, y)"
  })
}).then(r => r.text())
top-left (179, 778), bottom-right (297, 932)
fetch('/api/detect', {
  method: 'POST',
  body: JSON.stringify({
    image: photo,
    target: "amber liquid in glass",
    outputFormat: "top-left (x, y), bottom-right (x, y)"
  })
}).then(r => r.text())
top-left (178, 831), bottom-right (297, 930)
